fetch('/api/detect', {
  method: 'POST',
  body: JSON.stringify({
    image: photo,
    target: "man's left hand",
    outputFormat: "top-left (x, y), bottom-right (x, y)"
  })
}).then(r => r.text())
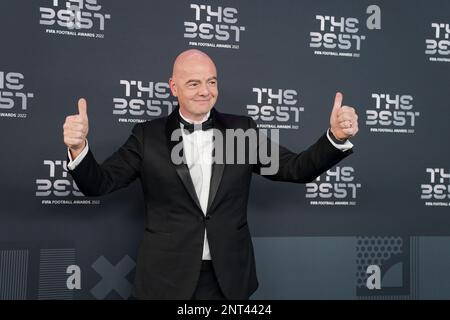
top-left (329, 92), bottom-right (359, 141)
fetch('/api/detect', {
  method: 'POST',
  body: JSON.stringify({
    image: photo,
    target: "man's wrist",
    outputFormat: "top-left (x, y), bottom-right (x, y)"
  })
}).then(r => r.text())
top-left (69, 141), bottom-right (86, 160)
top-left (67, 140), bottom-right (89, 170)
top-left (328, 128), bottom-right (347, 144)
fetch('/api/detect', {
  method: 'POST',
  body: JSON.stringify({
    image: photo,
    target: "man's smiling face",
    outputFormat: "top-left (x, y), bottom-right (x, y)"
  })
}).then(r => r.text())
top-left (169, 49), bottom-right (218, 121)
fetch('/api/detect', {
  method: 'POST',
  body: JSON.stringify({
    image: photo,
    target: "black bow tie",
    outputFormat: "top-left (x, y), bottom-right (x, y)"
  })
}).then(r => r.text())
top-left (179, 114), bottom-right (214, 134)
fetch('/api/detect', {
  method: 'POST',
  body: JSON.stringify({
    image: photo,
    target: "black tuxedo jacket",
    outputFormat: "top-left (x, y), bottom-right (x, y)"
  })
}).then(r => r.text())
top-left (69, 107), bottom-right (352, 299)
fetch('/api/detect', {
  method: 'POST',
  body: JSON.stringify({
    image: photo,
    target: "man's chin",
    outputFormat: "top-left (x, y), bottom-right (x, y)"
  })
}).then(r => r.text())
top-left (193, 105), bottom-right (214, 114)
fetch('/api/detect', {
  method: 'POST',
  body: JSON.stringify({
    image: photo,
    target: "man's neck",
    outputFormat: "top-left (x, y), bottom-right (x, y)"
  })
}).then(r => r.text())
top-left (179, 109), bottom-right (210, 124)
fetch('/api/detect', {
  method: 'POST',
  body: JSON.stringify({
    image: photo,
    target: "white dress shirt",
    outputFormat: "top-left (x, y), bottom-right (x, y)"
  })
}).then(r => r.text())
top-left (179, 111), bottom-right (214, 260)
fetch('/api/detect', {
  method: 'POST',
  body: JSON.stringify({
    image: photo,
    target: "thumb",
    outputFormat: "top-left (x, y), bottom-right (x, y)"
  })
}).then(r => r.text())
top-left (78, 98), bottom-right (88, 119)
top-left (331, 92), bottom-right (343, 119)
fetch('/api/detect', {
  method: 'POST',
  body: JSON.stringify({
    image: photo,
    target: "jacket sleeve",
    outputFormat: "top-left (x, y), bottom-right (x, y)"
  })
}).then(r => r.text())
top-left (68, 123), bottom-right (144, 196)
top-left (251, 118), bottom-right (353, 183)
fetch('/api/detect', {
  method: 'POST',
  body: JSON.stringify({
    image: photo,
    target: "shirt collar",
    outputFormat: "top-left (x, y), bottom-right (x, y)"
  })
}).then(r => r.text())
top-left (179, 109), bottom-right (210, 125)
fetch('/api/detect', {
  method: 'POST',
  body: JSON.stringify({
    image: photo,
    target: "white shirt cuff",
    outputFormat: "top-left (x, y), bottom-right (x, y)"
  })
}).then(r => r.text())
top-left (67, 140), bottom-right (89, 170)
top-left (326, 129), bottom-right (354, 152)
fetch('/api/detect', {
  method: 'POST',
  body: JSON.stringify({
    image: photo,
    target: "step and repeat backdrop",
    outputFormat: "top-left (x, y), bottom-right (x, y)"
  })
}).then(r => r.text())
top-left (0, 0), bottom-right (449, 299)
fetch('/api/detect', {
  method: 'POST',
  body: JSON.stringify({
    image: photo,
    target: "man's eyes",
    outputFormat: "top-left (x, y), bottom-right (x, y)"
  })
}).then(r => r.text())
top-left (187, 81), bottom-right (216, 87)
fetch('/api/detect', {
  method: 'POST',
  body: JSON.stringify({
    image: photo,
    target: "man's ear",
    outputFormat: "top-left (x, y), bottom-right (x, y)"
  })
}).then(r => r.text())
top-left (169, 78), bottom-right (178, 97)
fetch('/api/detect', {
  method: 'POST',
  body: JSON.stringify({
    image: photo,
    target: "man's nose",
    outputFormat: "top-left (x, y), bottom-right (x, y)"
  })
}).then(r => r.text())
top-left (198, 83), bottom-right (210, 96)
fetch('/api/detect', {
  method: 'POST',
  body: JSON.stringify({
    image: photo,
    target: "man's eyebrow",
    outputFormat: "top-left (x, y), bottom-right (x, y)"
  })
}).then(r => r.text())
top-left (185, 77), bottom-right (217, 84)
top-left (185, 79), bottom-right (200, 84)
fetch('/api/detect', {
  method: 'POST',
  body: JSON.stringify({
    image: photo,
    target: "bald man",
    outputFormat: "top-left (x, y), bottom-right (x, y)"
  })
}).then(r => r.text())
top-left (63, 49), bottom-right (358, 300)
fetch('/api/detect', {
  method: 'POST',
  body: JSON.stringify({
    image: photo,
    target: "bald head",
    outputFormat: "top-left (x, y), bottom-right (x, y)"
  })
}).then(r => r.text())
top-left (172, 49), bottom-right (217, 79)
top-left (169, 49), bottom-right (219, 121)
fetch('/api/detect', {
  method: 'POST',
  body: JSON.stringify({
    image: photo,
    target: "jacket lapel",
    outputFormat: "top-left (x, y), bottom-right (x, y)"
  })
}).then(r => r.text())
top-left (165, 108), bottom-right (226, 214)
top-left (207, 109), bottom-right (225, 213)
top-left (165, 108), bottom-right (202, 212)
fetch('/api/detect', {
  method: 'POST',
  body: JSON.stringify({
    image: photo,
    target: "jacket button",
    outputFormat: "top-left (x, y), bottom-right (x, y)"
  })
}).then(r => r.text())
top-left (204, 214), bottom-right (211, 220)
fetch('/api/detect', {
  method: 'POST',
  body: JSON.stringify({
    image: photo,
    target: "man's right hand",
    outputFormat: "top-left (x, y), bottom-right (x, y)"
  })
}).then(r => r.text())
top-left (63, 98), bottom-right (89, 159)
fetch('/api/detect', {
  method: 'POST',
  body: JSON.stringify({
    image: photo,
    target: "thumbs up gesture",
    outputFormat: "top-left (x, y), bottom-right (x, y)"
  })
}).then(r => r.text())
top-left (63, 98), bottom-right (89, 158)
top-left (329, 92), bottom-right (358, 141)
